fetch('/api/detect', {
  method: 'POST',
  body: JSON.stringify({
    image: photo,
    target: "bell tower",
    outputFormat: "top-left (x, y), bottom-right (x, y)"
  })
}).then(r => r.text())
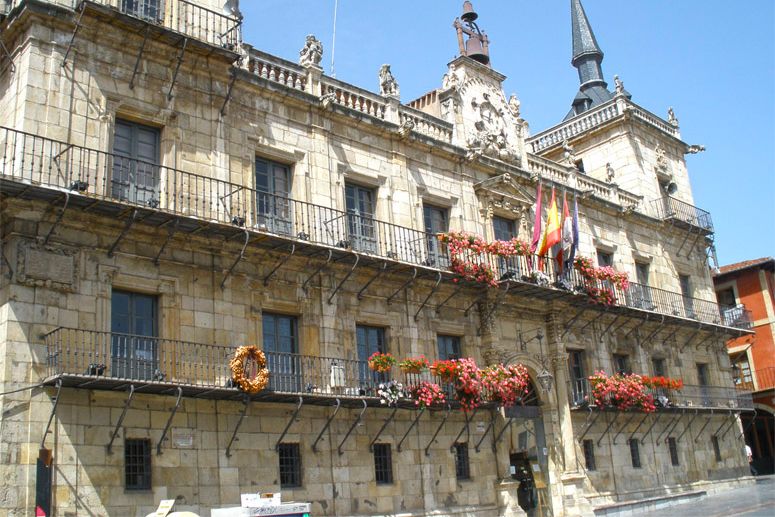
top-left (453, 1), bottom-right (490, 66)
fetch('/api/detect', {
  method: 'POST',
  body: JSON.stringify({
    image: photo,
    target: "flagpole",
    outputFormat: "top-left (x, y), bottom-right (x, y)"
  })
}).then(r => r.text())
top-left (330, 0), bottom-right (338, 77)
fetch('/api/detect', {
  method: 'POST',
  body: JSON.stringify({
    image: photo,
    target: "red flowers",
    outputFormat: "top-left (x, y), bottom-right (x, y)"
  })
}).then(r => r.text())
top-left (574, 256), bottom-right (630, 290)
top-left (438, 231), bottom-right (531, 287)
top-left (588, 371), bottom-right (656, 413)
top-left (481, 364), bottom-right (530, 407)
top-left (411, 381), bottom-right (447, 408)
top-left (642, 375), bottom-right (683, 390)
top-left (368, 352), bottom-right (396, 373)
top-left (398, 356), bottom-right (430, 374)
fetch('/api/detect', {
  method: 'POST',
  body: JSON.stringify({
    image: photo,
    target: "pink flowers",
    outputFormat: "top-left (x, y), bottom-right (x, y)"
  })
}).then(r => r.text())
top-left (437, 232), bottom-right (531, 287)
top-left (411, 381), bottom-right (447, 408)
top-left (588, 371), bottom-right (656, 413)
top-left (574, 256), bottom-right (630, 290)
top-left (481, 364), bottom-right (530, 407)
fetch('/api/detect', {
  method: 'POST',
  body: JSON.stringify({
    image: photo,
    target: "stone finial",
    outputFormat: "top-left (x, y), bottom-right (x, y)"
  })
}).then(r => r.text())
top-left (562, 139), bottom-right (576, 166)
top-left (667, 107), bottom-right (679, 127)
top-left (614, 74), bottom-right (624, 95)
top-left (508, 93), bottom-right (521, 118)
top-left (379, 64), bottom-right (399, 98)
top-left (299, 34), bottom-right (323, 67)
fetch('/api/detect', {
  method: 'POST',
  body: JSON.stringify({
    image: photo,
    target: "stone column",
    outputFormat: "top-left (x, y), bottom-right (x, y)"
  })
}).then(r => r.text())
top-left (304, 65), bottom-right (323, 97)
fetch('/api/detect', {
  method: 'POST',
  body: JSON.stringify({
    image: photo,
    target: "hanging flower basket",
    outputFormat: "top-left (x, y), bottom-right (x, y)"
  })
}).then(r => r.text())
top-left (588, 371), bottom-right (655, 413)
top-left (377, 380), bottom-right (405, 406)
top-left (399, 355), bottom-right (430, 374)
top-left (481, 363), bottom-right (530, 407)
top-left (368, 351), bottom-right (396, 373)
top-left (411, 381), bottom-right (447, 408)
top-left (229, 345), bottom-right (270, 394)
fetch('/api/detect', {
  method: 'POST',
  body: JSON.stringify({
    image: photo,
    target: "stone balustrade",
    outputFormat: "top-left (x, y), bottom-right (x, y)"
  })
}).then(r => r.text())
top-left (320, 77), bottom-right (388, 119)
top-left (528, 101), bottom-right (621, 153)
top-left (248, 51), bottom-right (307, 92)
top-left (398, 106), bottom-right (453, 143)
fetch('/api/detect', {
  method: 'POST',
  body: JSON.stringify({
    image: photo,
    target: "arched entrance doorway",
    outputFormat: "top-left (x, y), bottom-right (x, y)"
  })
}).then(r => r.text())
top-left (743, 406), bottom-right (774, 475)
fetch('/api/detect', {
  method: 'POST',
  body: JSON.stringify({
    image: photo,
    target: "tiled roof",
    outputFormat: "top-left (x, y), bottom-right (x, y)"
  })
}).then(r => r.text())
top-left (714, 257), bottom-right (775, 277)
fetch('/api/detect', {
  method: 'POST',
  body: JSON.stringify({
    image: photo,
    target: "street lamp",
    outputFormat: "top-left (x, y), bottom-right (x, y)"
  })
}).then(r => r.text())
top-left (535, 331), bottom-right (554, 393)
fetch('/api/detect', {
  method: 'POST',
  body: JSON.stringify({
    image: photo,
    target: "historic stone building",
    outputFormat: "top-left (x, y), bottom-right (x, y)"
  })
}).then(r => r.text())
top-left (0, 0), bottom-right (756, 515)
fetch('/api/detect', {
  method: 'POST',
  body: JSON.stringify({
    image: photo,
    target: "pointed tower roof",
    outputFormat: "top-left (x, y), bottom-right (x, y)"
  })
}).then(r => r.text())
top-left (564, 0), bottom-right (613, 120)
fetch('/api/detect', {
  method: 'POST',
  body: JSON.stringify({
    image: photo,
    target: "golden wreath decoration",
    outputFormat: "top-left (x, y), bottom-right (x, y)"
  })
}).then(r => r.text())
top-left (229, 345), bottom-right (270, 394)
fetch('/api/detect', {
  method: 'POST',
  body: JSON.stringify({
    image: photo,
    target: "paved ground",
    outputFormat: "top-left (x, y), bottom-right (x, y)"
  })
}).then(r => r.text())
top-left (633, 476), bottom-right (775, 516)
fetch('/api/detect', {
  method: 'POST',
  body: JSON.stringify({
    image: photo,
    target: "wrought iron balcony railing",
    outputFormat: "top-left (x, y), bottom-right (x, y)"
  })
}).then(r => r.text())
top-left (569, 377), bottom-right (754, 411)
top-left (651, 195), bottom-right (713, 233)
top-left (0, 126), bottom-right (748, 330)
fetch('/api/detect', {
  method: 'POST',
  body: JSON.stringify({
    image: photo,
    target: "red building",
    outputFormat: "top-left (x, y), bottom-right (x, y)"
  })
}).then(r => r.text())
top-left (714, 257), bottom-right (775, 474)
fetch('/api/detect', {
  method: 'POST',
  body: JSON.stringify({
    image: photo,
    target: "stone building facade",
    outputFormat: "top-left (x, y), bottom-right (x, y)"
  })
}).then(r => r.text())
top-left (0, 1), bottom-right (755, 516)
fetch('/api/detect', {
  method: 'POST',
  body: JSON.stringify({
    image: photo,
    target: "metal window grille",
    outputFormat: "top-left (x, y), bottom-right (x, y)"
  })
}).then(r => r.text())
top-left (582, 439), bottom-right (596, 471)
top-left (125, 439), bottom-right (151, 490)
top-left (668, 437), bottom-right (679, 466)
top-left (711, 435), bottom-right (721, 462)
top-left (373, 443), bottom-right (393, 484)
top-left (278, 443), bottom-right (302, 488)
top-left (629, 438), bottom-right (641, 468)
top-left (454, 443), bottom-right (471, 480)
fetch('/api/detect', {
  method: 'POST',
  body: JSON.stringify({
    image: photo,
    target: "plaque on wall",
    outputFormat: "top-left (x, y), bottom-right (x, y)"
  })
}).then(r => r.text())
top-left (17, 241), bottom-right (78, 292)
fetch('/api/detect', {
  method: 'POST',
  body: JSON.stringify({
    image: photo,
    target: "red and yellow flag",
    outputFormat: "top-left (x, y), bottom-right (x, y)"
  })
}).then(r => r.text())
top-left (538, 188), bottom-right (561, 256)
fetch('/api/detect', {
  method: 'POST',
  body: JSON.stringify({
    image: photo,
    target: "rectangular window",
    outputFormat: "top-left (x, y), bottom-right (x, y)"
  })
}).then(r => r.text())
top-left (582, 439), bottom-right (596, 471)
top-left (255, 158), bottom-right (292, 235)
top-left (652, 357), bottom-right (666, 377)
top-left (596, 250), bottom-right (613, 267)
top-left (679, 274), bottom-right (695, 318)
top-left (278, 443), bottom-right (302, 488)
top-left (437, 335), bottom-right (461, 360)
top-left (373, 443), bottom-right (393, 484)
top-left (613, 354), bottom-right (631, 375)
top-left (711, 435), bottom-right (721, 462)
top-left (112, 119), bottom-right (160, 207)
top-left (345, 183), bottom-right (377, 253)
top-left (262, 313), bottom-right (300, 392)
top-left (357, 325), bottom-right (386, 386)
top-left (493, 216), bottom-right (519, 279)
top-left (454, 443), bottom-right (471, 480)
top-left (121, 0), bottom-right (163, 22)
top-left (629, 262), bottom-right (654, 309)
top-left (125, 438), bottom-right (151, 490)
top-left (716, 287), bottom-right (736, 308)
top-left (629, 438), bottom-right (641, 468)
top-left (569, 350), bottom-right (586, 405)
top-left (423, 203), bottom-right (449, 267)
top-left (732, 355), bottom-right (753, 388)
top-left (668, 437), bottom-right (679, 466)
top-left (111, 290), bottom-right (158, 380)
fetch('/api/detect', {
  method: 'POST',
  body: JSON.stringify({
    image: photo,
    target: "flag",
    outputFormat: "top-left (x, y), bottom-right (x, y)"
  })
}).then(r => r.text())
top-left (538, 187), bottom-right (560, 256)
top-left (530, 182), bottom-right (543, 254)
top-left (567, 194), bottom-right (579, 269)
top-left (558, 191), bottom-right (572, 272)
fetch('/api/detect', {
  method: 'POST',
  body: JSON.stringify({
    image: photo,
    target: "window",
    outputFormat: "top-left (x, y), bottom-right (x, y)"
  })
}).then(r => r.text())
top-left (423, 204), bottom-right (449, 267)
top-left (575, 159), bottom-right (585, 173)
top-left (629, 262), bottom-right (653, 309)
top-left (454, 443), bottom-right (471, 480)
top-left (711, 435), bottom-right (721, 462)
top-left (613, 354), bottom-right (631, 375)
top-left (278, 443), bottom-right (302, 488)
top-left (373, 443), bottom-right (393, 484)
top-left (125, 438), bottom-right (151, 490)
top-left (262, 313), bottom-right (300, 392)
top-left (568, 350), bottom-right (587, 405)
top-left (667, 437), bottom-right (679, 466)
top-left (112, 119), bottom-right (160, 207)
top-left (121, 0), bottom-right (163, 22)
top-left (582, 439), bottom-right (596, 471)
top-left (111, 290), bottom-right (158, 380)
top-left (679, 274), bottom-right (695, 318)
top-left (716, 287), bottom-right (736, 308)
top-left (437, 335), bottom-right (461, 360)
top-left (652, 358), bottom-right (666, 377)
top-left (357, 325), bottom-right (386, 386)
top-left (256, 158), bottom-right (291, 235)
top-left (493, 216), bottom-right (519, 279)
top-left (629, 439), bottom-right (641, 468)
top-left (732, 354), bottom-right (753, 388)
top-left (696, 363), bottom-right (709, 386)
top-left (345, 183), bottom-right (377, 253)
top-left (596, 250), bottom-right (613, 267)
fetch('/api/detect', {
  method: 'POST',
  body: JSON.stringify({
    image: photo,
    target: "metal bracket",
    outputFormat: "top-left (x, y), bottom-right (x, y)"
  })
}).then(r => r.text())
top-left (167, 37), bottom-right (188, 101)
top-left (640, 411), bottom-right (662, 444)
top-left (338, 400), bottom-right (368, 455)
top-left (61, 2), bottom-right (86, 67)
top-left (154, 219), bottom-right (179, 265)
top-left (156, 387), bottom-right (183, 455)
top-left (369, 407), bottom-right (398, 452)
top-left (561, 308), bottom-right (588, 339)
top-left (676, 409), bottom-right (699, 443)
top-left (225, 396), bottom-right (250, 458)
top-left (642, 324), bottom-right (663, 346)
top-left (492, 416), bottom-right (515, 453)
top-left (736, 408), bottom-right (756, 440)
top-left (680, 330), bottom-right (701, 353)
top-left (220, 69), bottom-right (238, 116)
top-left (424, 405), bottom-right (452, 456)
top-left (107, 384), bottom-right (136, 454)
top-left (612, 411), bottom-right (637, 445)
top-left (312, 399), bottom-right (341, 453)
top-left (358, 261), bottom-right (389, 300)
top-left (694, 409), bottom-right (714, 442)
top-left (661, 409), bottom-right (685, 443)
top-left (41, 379), bottom-right (63, 449)
top-left (0, 38), bottom-right (15, 74)
top-left (464, 295), bottom-right (484, 318)
top-left (478, 282), bottom-right (510, 334)
top-left (628, 413), bottom-right (649, 441)
top-left (475, 411), bottom-right (496, 452)
top-left (129, 25), bottom-right (151, 89)
top-left (387, 268), bottom-right (417, 305)
top-left (414, 272), bottom-right (442, 321)
top-left (719, 412), bottom-right (741, 440)
top-left (275, 397), bottom-right (304, 451)
top-left (600, 313), bottom-right (622, 337)
top-left (713, 412), bottom-right (733, 437)
top-left (598, 412), bottom-right (619, 446)
top-left (435, 283), bottom-right (464, 314)
top-left (450, 409), bottom-right (476, 450)
top-left (577, 407), bottom-right (601, 442)
top-left (328, 252), bottom-right (359, 304)
top-left (626, 320), bottom-right (644, 340)
top-left (656, 412), bottom-right (680, 444)
top-left (263, 244), bottom-right (296, 286)
top-left (579, 308), bottom-right (605, 333)
top-left (107, 209), bottom-right (138, 257)
top-left (42, 192), bottom-right (70, 245)
top-left (302, 249), bottom-right (333, 293)
top-left (397, 406), bottom-right (425, 452)
top-left (220, 230), bottom-right (250, 289)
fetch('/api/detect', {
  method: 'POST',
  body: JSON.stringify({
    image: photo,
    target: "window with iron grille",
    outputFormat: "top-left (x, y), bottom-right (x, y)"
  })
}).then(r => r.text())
top-left (629, 439), bottom-right (641, 468)
top-left (454, 443), bottom-right (471, 480)
top-left (668, 437), bottom-right (679, 466)
top-left (278, 443), bottom-right (302, 488)
top-left (582, 439), bottom-right (596, 471)
top-left (711, 435), bottom-right (721, 462)
top-left (373, 443), bottom-right (393, 484)
top-left (125, 439), bottom-right (151, 490)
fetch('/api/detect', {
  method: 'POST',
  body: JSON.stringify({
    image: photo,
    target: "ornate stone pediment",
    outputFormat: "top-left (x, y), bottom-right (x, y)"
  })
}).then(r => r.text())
top-left (474, 173), bottom-right (535, 217)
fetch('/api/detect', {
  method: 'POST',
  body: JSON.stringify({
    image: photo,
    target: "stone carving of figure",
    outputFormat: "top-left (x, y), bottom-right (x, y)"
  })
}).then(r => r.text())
top-left (606, 162), bottom-right (615, 183)
top-left (441, 64), bottom-right (460, 91)
top-left (299, 35), bottom-right (323, 67)
top-left (655, 143), bottom-right (668, 170)
top-left (379, 64), bottom-right (399, 98)
top-left (614, 74), bottom-right (624, 95)
top-left (667, 107), bottom-right (679, 127)
top-left (562, 139), bottom-right (576, 166)
top-left (508, 93), bottom-right (521, 118)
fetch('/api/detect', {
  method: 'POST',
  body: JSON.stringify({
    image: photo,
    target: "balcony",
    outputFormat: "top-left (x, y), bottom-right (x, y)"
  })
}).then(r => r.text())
top-left (0, 126), bottom-right (750, 331)
top-left (651, 196), bottom-right (714, 234)
top-left (736, 367), bottom-right (775, 393)
top-left (569, 378), bottom-right (754, 412)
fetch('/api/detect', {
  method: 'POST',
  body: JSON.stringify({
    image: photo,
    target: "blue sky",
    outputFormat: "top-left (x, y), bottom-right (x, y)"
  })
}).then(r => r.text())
top-left (243, 1), bottom-right (775, 267)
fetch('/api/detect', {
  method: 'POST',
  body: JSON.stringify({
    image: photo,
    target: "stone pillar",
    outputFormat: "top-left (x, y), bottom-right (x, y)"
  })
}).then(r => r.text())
top-left (304, 65), bottom-right (323, 97)
top-left (384, 96), bottom-right (400, 125)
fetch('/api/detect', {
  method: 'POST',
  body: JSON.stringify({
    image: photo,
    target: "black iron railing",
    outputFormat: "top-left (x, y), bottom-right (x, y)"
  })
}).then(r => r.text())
top-left (0, 126), bottom-right (748, 329)
top-left (651, 196), bottom-right (714, 233)
top-left (569, 377), bottom-right (753, 411)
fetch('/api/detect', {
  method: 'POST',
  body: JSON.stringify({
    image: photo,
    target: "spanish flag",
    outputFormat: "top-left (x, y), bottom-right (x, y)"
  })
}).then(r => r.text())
top-left (538, 187), bottom-right (561, 256)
